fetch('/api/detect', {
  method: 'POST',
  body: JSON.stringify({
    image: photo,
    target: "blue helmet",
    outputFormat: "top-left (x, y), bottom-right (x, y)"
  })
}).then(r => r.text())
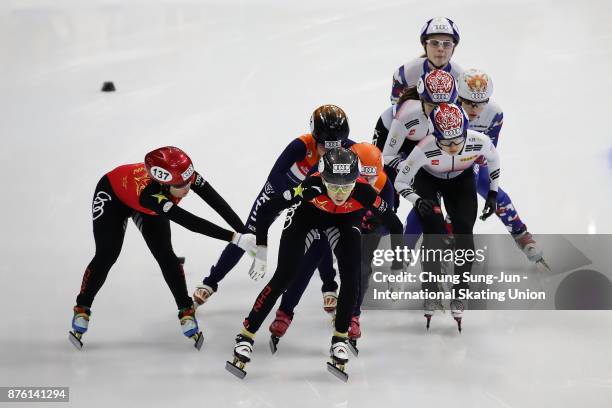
top-left (429, 103), bottom-right (469, 141)
top-left (417, 69), bottom-right (458, 104)
top-left (420, 17), bottom-right (460, 45)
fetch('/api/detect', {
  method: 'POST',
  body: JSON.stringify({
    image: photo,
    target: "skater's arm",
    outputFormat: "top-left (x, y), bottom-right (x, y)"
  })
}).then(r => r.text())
top-left (384, 119), bottom-right (406, 170)
top-left (139, 186), bottom-right (234, 241)
top-left (487, 111), bottom-right (504, 147)
top-left (481, 137), bottom-right (500, 192)
top-left (393, 147), bottom-right (427, 205)
top-left (266, 138), bottom-right (308, 193)
top-left (355, 183), bottom-right (405, 269)
top-left (255, 176), bottom-right (322, 246)
top-left (355, 183), bottom-right (403, 236)
top-left (391, 65), bottom-right (406, 104)
top-left (190, 172), bottom-right (247, 233)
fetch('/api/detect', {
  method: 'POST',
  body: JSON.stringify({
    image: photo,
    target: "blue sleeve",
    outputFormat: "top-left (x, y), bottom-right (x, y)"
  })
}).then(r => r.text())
top-left (381, 178), bottom-right (395, 205)
top-left (342, 138), bottom-right (356, 148)
top-left (391, 65), bottom-right (407, 104)
top-left (487, 112), bottom-right (503, 147)
top-left (266, 138), bottom-right (307, 193)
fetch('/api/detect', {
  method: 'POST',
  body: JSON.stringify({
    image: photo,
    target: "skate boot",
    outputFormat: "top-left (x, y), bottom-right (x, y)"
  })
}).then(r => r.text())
top-left (513, 229), bottom-right (550, 270)
top-left (268, 309), bottom-right (292, 354)
top-left (450, 299), bottom-right (465, 333)
top-left (347, 316), bottom-right (361, 357)
top-left (423, 298), bottom-right (444, 330)
top-left (68, 305), bottom-right (91, 350)
top-left (226, 333), bottom-right (254, 379)
top-left (178, 305), bottom-right (203, 350)
top-left (322, 291), bottom-right (338, 314)
top-left (192, 284), bottom-right (214, 308)
top-left (327, 335), bottom-right (350, 382)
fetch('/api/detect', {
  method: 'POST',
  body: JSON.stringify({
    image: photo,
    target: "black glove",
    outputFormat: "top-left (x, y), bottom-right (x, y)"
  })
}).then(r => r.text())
top-left (361, 210), bottom-right (381, 231)
top-left (480, 190), bottom-right (498, 221)
top-left (415, 198), bottom-right (438, 217)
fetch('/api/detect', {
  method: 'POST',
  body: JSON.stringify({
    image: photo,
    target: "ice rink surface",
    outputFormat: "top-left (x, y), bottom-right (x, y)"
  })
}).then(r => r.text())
top-left (1, 0), bottom-right (612, 407)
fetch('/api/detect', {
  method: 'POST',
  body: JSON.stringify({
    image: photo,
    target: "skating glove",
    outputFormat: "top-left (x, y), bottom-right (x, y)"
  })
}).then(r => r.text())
top-left (480, 190), bottom-right (498, 221)
top-left (415, 198), bottom-right (440, 217)
top-left (361, 210), bottom-right (381, 231)
top-left (248, 246), bottom-right (267, 281)
top-left (231, 233), bottom-right (257, 257)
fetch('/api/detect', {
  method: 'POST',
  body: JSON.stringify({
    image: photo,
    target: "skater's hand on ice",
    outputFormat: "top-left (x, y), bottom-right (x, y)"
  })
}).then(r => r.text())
top-left (248, 246), bottom-right (267, 281)
top-left (232, 233), bottom-right (257, 257)
top-left (480, 190), bottom-right (498, 221)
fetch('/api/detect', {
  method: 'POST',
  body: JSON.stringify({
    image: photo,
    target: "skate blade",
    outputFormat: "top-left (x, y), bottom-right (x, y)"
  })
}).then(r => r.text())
top-left (269, 336), bottom-right (279, 354)
top-left (68, 331), bottom-right (83, 350)
top-left (536, 258), bottom-right (551, 272)
top-left (425, 315), bottom-right (432, 331)
top-left (225, 361), bottom-right (247, 379)
top-left (454, 318), bottom-right (462, 333)
top-left (348, 339), bottom-right (359, 357)
top-left (326, 362), bottom-right (348, 382)
top-left (193, 332), bottom-right (204, 350)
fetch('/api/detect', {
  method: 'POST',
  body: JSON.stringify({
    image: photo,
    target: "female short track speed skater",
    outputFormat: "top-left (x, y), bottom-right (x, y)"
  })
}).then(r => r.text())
top-left (373, 17), bottom-right (463, 151)
top-left (394, 104), bottom-right (501, 332)
top-left (225, 148), bottom-right (404, 382)
top-left (456, 69), bottom-right (547, 267)
top-left (69, 146), bottom-right (256, 350)
top-left (193, 105), bottom-right (353, 312)
top-left (265, 143), bottom-right (395, 357)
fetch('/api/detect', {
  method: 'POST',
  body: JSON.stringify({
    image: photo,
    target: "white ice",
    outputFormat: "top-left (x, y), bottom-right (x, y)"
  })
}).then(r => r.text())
top-left (1, 0), bottom-right (612, 407)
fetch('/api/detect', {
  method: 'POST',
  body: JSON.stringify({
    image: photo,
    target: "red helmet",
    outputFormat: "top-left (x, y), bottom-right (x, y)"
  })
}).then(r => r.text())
top-left (144, 146), bottom-right (195, 186)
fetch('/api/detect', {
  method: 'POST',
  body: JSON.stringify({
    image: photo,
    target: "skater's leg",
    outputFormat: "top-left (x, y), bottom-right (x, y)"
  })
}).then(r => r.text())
top-left (203, 243), bottom-right (245, 291)
top-left (412, 171), bottom-right (446, 292)
top-left (242, 209), bottom-right (313, 335)
top-left (476, 165), bottom-right (525, 234)
top-left (278, 231), bottom-right (325, 315)
top-left (442, 169), bottom-right (478, 293)
top-left (138, 213), bottom-right (192, 309)
top-left (353, 232), bottom-right (382, 316)
top-left (138, 213), bottom-right (203, 345)
top-left (76, 176), bottom-right (130, 308)
top-left (403, 208), bottom-right (423, 250)
top-left (333, 223), bottom-right (362, 335)
top-left (317, 236), bottom-right (338, 293)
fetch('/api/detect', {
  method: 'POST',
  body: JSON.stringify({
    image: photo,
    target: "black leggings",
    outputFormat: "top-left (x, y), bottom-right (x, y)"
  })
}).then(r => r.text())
top-left (243, 203), bottom-right (362, 335)
top-left (413, 169), bottom-right (477, 293)
top-left (76, 176), bottom-right (192, 310)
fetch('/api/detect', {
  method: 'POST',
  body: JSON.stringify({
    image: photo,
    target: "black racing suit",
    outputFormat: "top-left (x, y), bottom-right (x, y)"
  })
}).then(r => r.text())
top-left (76, 171), bottom-right (245, 310)
top-left (242, 174), bottom-right (404, 335)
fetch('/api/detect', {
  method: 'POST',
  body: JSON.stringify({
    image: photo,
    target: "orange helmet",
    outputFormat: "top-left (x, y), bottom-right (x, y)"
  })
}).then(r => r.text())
top-left (350, 142), bottom-right (383, 178)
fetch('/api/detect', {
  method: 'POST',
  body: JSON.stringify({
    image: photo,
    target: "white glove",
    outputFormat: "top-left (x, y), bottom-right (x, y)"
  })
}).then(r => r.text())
top-left (231, 233), bottom-right (257, 257)
top-left (248, 246), bottom-right (267, 281)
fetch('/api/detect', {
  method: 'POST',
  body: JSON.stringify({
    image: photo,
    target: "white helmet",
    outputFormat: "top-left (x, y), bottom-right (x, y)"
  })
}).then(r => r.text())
top-left (457, 69), bottom-right (494, 102)
top-left (420, 17), bottom-right (460, 45)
